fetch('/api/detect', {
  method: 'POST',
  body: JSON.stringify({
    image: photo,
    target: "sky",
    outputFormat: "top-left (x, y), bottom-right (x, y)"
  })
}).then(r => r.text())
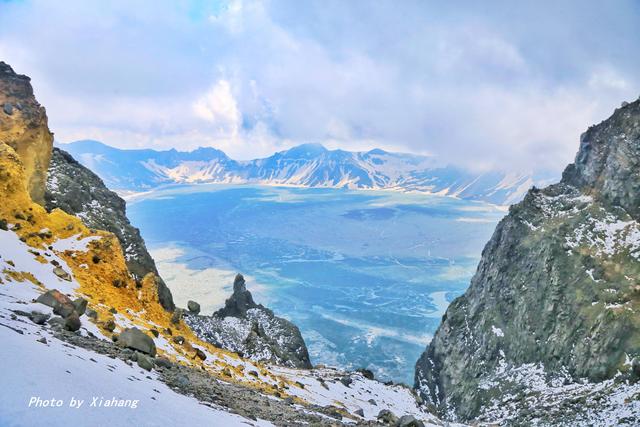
top-left (0, 0), bottom-right (638, 173)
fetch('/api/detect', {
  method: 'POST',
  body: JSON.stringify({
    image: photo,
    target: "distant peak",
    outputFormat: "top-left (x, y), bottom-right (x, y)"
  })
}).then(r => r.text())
top-left (366, 148), bottom-right (388, 155)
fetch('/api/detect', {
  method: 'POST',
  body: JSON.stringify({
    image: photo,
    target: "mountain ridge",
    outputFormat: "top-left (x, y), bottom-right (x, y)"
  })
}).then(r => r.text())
top-left (59, 139), bottom-right (554, 206)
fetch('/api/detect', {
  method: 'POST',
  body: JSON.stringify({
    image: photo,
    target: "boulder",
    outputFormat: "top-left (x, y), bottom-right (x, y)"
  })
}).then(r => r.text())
top-left (30, 312), bottom-right (49, 325)
top-left (52, 266), bottom-right (72, 281)
top-left (171, 308), bottom-right (183, 325)
top-left (396, 415), bottom-right (425, 427)
top-left (155, 357), bottom-right (174, 369)
top-left (357, 368), bottom-right (375, 380)
top-left (3, 102), bottom-right (13, 115)
top-left (72, 297), bottom-right (87, 316)
top-left (36, 289), bottom-right (75, 318)
top-left (117, 328), bottom-right (156, 356)
top-left (64, 312), bottom-right (81, 332)
top-left (136, 353), bottom-right (154, 371)
top-left (377, 409), bottom-right (398, 425)
top-left (354, 408), bottom-right (365, 417)
top-left (187, 300), bottom-right (201, 314)
top-left (104, 319), bottom-right (116, 332)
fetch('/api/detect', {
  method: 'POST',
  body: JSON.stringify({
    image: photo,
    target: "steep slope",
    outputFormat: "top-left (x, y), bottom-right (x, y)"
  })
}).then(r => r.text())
top-left (59, 139), bottom-right (550, 205)
top-left (186, 274), bottom-right (312, 369)
top-left (0, 62), bottom-right (439, 426)
top-left (44, 147), bottom-right (175, 311)
top-left (0, 61), bottom-right (52, 204)
top-left (415, 99), bottom-right (640, 424)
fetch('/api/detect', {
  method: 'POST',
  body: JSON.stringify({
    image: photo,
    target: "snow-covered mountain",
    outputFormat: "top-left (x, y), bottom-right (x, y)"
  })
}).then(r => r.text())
top-left (60, 140), bottom-right (554, 205)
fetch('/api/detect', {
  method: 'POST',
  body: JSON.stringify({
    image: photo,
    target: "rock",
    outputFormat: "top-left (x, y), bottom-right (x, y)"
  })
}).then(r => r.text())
top-left (172, 336), bottom-right (185, 345)
top-left (52, 266), bottom-right (72, 282)
top-left (36, 289), bottom-right (75, 318)
top-left (86, 308), bottom-right (98, 319)
top-left (377, 409), bottom-right (398, 425)
top-left (396, 415), bottom-right (425, 427)
top-left (44, 148), bottom-right (175, 311)
top-left (193, 348), bottom-right (207, 361)
top-left (155, 357), bottom-right (173, 369)
top-left (622, 101), bottom-right (629, 107)
top-left (30, 312), bottom-right (49, 325)
top-left (0, 219), bottom-right (7, 230)
top-left (357, 368), bottom-right (375, 380)
top-left (339, 376), bottom-right (353, 387)
top-left (136, 353), bottom-right (154, 371)
top-left (72, 297), bottom-right (87, 316)
top-left (632, 358), bottom-right (640, 377)
top-left (64, 312), bottom-right (81, 332)
top-left (104, 320), bottom-right (116, 332)
top-left (3, 102), bottom-right (13, 115)
top-left (150, 328), bottom-right (159, 338)
top-left (187, 300), bottom-right (201, 314)
top-left (117, 327), bottom-right (156, 356)
top-left (171, 308), bottom-right (183, 325)
top-left (354, 408), bottom-right (364, 417)
top-left (47, 316), bottom-right (65, 329)
top-left (415, 98), bottom-right (640, 421)
top-left (368, 398), bottom-right (377, 406)
top-left (36, 337), bottom-right (47, 345)
top-left (186, 273), bottom-right (312, 369)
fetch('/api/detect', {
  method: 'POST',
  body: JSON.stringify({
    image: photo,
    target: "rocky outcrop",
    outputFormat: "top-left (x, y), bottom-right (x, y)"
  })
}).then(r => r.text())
top-left (45, 147), bottom-right (175, 311)
top-left (0, 62), bottom-right (53, 205)
top-left (415, 99), bottom-right (640, 423)
top-left (185, 274), bottom-right (312, 369)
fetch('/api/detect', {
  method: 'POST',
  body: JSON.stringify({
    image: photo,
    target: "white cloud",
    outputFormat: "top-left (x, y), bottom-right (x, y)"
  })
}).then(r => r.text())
top-left (193, 79), bottom-right (241, 138)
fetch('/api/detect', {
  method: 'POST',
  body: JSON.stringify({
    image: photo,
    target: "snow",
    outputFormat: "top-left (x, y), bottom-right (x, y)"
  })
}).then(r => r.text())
top-left (491, 325), bottom-right (504, 337)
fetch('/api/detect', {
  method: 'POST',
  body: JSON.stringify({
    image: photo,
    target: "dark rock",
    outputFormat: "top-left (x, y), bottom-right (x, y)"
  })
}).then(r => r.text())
top-left (396, 415), bottom-right (425, 427)
top-left (0, 219), bottom-right (7, 230)
top-left (354, 408), bottom-right (364, 417)
top-left (44, 147), bottom-right (175, 311)
top-left (377, 409), bottom-right (398, 425)
top-left (172, 336), bottom-right (185, 345)
top-left (72, 297), bottom-right (87, 316)
top-left (150, 328), bottom-right (159, 338)
top-left (36, 337), bottom-right (47, 344)
top-left (215, 274), bottom-right (258, 318)
top-left (368, 398), bottom-right (377, 406)
top-left (86, 308), bottom-right (98, 319)
top-left (357, 368), bottom-right (375, 380)
top-left (30, 312), bottom-right (49, 325)
top-left (136, 353), bottom-right (154, 371)
top-left (155, 357), bottom-right (174, 369)
top-left (3, 102), bottom-right (13, 115)
top-left (187, 300), bottom-right (201, 314)
top-left (171, 308), bottom-right (183, 325)
top-left (47, 316), bottom-right (65, 329)
top-left (339, 376), bottom-right (352, 387)
top-left (104, 320), bottom-right (116, 332)
top-left (194, 348), bottom-right (207, 361)
top-left (64, 312), bottom-right (81, 332)
top-left (117, 327), bottom-right (156, 356)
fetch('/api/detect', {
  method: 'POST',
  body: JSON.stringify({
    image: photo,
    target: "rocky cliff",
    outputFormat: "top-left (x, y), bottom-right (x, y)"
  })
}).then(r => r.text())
top-left (44, 147), bottom-right (175, 311)
top-left (415, 99), bottom-right (640, 424)
top-left (0, 62), bottom-right (52, 205)
top-left (185, 274), bottom-right (312, 369)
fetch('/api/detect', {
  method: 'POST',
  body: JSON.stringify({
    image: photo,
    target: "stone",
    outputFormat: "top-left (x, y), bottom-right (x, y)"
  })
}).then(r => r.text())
top-left (64, 312), bottom-right (81, 332)
top-left (354, 408), bottom-right (364, 417)
top-left (396, 415), bottom-right (425, 427)
top-left (3, 102), bottom-right (13, 115)
top-left (339, 376), bottom-right (352, 387)
top-left (155, 357), bottom-right (173, 369)
top-left (150, 328), bottom-right (159, 338)
top-left (104, 320), bottom-right (116, 332)
top-left (172, 336), bottom-right (185, 345)
top-left (368, 398), bottom-right (377, 406)
top-left (86, 308), bottom-right (98, 319)
top-left (72, 297), bottom-right (87, 316)
top-left (357, 368), bottom-right (374, 380)
top-left (377, 409), bottom-right (398, 425)
top-left (117, 327), bottom-right (156, 356)
top-left (171, 308), bottom-right (183, 325)
top-left (187, 300), bottom-right (201, 314)
top-left (194, 348), bottom-right (207, 361)
top-left (47, 316), bottom-right (66, 329)
top-left (30, 312), bottom-right (49, 325)
top-left (136, 353), bottom-right (154, 371)
top-left (52, 266), bottom-right (72, 281)
top-left (36, 289), bottom-right (75, 318)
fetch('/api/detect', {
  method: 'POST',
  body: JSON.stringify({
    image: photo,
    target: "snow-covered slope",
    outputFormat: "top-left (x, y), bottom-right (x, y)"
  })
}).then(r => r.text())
top-left (60, 140), bottom-right (554, 205)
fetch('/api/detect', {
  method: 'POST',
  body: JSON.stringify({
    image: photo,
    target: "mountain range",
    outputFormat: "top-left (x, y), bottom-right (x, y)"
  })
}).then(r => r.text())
top-left (59, 140), bottom-right (555, 205)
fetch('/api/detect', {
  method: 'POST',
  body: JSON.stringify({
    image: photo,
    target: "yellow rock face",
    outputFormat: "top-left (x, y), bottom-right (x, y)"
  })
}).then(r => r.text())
top-left (0, 62), bottom-right (53, 205)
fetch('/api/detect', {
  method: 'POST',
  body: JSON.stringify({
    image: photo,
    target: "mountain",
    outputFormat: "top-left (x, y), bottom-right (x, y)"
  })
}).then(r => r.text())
top-left (0, 61), bottom-right (441, 426)
top-left (59, 139), bottom-right (553, 205)
top-left (415, 98), bottom-right (640, 425)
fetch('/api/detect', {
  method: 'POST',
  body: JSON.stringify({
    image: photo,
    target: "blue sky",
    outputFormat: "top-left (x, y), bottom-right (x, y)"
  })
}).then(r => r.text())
top-left (0, 0), bottom-right (638, 173)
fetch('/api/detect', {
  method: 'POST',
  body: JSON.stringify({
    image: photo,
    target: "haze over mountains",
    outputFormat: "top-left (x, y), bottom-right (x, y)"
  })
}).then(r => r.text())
top-left (59, 140), bottom-right (555, 205)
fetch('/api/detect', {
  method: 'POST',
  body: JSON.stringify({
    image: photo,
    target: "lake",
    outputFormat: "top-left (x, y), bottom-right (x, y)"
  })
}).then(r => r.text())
top-left (127, 184), bottom-right (504, 384)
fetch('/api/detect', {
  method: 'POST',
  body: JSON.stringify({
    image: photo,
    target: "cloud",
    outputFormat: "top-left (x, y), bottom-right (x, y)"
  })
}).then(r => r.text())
top-left (0, 0), bottom-right (638, 171)
top-left (193, 79), bottom-right (241, 138)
